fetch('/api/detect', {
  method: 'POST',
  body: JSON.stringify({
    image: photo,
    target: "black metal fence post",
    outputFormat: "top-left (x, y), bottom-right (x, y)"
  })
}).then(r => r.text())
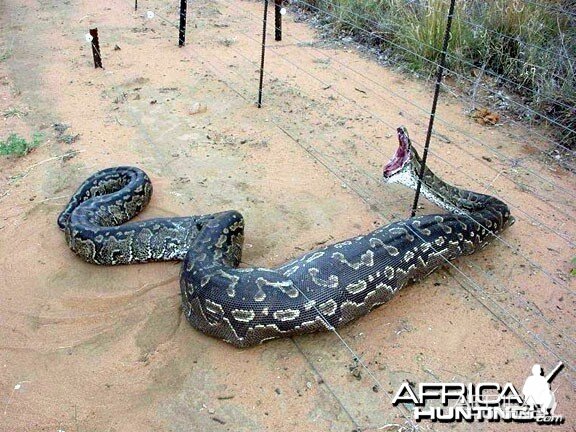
top-left (274, 0), bottom-right (282, 41)
top-left (89, 28), bottom-right (103, 69)
top-left (179, 0), bottom-right (187, 47)
top-left (257, 0), bottom-right (269, 108)
top-left (410, 0), bottom-right (456, 217)
top-left (135, 0), bottom-right (138, 11)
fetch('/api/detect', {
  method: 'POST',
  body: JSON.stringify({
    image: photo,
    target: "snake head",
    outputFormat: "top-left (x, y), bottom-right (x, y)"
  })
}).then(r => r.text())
top-left (383, 127), bottom-right (413, 180)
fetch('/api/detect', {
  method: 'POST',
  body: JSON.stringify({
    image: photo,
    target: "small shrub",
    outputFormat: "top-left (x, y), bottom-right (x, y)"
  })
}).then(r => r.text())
top-left (2, 108), bottom-right (27, 118)
top-left (0, 133), bottom-right (43, 157)
top-left (0, 49), bottom-right (11, 62)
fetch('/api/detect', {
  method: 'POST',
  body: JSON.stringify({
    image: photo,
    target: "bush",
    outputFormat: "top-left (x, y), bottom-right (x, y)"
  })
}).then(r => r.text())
top-left (0, 133), bottom-right (43, 157)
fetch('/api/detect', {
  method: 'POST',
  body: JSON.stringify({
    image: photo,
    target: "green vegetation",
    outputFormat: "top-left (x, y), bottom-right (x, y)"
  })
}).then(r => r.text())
top-left (0, 133), bottom-right (42, 157)
top-left (300, 0), bottom-right (576, 149)
top-left (2, 107), bottom-right (27, 118)
top-left (0, 49), bottom-right (12, 62)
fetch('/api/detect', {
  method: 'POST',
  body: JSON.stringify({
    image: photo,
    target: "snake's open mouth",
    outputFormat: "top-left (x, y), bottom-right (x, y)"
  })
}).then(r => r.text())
top-left (383, 127), bottom-right (412, 178)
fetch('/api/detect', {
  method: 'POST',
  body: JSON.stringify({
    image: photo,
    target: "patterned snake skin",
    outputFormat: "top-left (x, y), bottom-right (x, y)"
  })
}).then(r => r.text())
top-left (59, 127), bottom-right (514, 347)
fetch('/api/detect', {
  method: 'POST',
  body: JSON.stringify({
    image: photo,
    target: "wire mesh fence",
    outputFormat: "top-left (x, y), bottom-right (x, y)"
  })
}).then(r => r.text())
top-left (107, 0), bottom-right (575, 412)
top-left (2, 0), bottom-right (573, 429)
top-left (295, 0), bottom-right (576, 159)
top-left (90, 0), bottom-right (574, 427)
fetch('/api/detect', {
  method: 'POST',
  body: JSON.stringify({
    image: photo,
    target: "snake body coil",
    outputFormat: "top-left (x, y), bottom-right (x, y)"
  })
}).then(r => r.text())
top-left (59, 128), bottom-right (514, 347)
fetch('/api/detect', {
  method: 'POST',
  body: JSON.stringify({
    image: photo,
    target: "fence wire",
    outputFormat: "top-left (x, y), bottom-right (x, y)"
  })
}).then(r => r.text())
top-left (128, 0), bottom-right (576, 360)
top-left (294, 0), bottom-right (576, 157)
top-left (187, 34), bottom-right (576, 380)
top-left (206, 0), bottom-right (576, 292)
top-left (50, 0), bottom-right (576, 427)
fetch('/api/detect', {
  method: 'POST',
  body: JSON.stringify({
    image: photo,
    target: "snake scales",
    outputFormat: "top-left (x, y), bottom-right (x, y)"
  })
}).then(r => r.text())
top-left (58, 127), bottom-right (514, 347)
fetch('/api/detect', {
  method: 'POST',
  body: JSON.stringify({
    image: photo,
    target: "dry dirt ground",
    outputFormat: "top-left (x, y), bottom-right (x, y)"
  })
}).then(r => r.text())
top-left (0, 0), bottom-right (574, 431)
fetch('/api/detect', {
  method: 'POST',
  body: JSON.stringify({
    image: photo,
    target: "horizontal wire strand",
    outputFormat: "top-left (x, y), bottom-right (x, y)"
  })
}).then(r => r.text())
top-left (520, 0), bottom-right (576, 18)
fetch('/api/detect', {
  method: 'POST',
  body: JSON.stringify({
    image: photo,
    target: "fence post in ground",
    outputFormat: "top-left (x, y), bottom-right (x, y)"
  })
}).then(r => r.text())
top-left (89, 28), bottom-right (103, 69)
top-left (257, 0), bottom-right (269, 108)
top-left (410, 0), bottom-right (456, 217)
top-left (135, 0), bottom-right (138, 11)
top-left (179, 0), bottom-right (187, 47)
top-left (274, 0), bottom-right (282, 41)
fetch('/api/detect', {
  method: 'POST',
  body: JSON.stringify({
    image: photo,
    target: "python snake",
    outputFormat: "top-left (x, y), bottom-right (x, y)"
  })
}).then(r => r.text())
top-left (58, 127), bottom-right (514, 347)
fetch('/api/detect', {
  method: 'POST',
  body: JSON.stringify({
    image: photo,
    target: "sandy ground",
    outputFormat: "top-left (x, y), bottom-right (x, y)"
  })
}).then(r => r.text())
top-left (0, 0), bottom-right (574, 431)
